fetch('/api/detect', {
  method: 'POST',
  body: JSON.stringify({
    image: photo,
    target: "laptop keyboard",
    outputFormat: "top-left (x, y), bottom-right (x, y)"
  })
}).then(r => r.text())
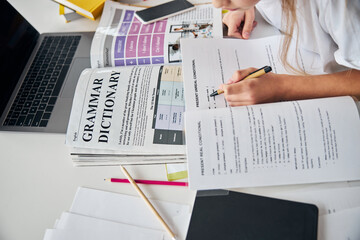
top-left (3, 35), bottom-right (81, 127)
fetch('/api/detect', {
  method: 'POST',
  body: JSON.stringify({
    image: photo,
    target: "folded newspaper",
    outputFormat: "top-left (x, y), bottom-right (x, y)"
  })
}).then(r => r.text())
top-left (65, 2), bottom-right (222, 166)
top-left (66, 65), bottom-right (189, 166)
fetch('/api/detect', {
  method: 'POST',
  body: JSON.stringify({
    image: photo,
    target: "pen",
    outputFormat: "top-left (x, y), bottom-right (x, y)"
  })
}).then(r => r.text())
top-left (210, 65), bottom-right (272, 97)
top-left (120, 166), bottom-right (177, 240)
top-left (105, 178), bottom-right (188, 187)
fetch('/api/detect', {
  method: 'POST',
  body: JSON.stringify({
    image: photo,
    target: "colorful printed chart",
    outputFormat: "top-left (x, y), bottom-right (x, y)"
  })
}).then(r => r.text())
top-left (152, 66), bottom-right (185, 145)
top-left (114, 10), bottom-right (167, 66)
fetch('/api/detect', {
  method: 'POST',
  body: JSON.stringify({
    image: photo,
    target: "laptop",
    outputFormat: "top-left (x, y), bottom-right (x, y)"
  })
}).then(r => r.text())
top-left (0, 1), bottom-right (94, 133)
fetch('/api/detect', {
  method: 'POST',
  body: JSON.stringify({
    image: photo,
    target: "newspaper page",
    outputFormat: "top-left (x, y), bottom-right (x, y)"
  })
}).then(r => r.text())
top-left (90, 1), bottom-right (222, 68)
top-left (66, 65), bottom-right (186, 155)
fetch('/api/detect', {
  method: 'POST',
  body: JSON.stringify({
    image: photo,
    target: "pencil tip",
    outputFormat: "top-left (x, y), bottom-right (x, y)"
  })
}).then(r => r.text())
top-left (210, 91), bottom-right (217, 97)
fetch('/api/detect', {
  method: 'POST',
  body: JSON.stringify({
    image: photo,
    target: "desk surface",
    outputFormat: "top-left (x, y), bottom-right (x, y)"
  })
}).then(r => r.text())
top-left (1, 1), bottom-right (359, 240)
top-left (2, 1), bottom-right (196, 240)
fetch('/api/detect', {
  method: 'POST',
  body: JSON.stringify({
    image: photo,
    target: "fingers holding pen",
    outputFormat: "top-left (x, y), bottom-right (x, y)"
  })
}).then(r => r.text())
top-left (219, 82), bottom-right (256, 106)
top-left (219, 71), bottom-right (281, 106)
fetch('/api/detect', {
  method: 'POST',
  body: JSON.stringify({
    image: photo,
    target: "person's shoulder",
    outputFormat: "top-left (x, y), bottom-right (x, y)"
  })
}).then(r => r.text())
top-left (316, 0), bottom-right (360, 30)
top-left (319, 0), bottom-right (360, 15)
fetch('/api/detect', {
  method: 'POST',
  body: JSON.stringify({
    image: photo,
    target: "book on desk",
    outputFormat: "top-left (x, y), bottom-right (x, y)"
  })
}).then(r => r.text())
top-left (52, 0), bottom-right (105, 21)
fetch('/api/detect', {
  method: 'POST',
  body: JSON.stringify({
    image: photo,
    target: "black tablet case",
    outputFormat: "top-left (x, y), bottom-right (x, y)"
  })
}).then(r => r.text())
top-left (186, 190), bottom-right (318, 240)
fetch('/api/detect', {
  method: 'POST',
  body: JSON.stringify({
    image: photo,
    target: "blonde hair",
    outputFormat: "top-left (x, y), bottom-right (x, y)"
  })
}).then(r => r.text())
top-left (280, 0), bottom-right (306, 74)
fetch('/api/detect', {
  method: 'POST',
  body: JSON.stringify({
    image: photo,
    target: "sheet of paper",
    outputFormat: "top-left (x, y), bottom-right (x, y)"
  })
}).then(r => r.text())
top-left (44, 228), bottom-right (163, 240)
top-left (180, 36), bottom-right (324, 111)
top-left (49, 212), bottom-right (165, 240)
top-left (318, 206), bottom-right (360, 240)
top-left (70, 187), bottom-right (191, 240)
top-left (184, 96), bottom-right (360, 189)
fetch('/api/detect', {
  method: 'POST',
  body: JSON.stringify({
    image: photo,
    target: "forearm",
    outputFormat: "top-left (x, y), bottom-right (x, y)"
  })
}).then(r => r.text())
top-left (278, 69), bottom-right (360, 101)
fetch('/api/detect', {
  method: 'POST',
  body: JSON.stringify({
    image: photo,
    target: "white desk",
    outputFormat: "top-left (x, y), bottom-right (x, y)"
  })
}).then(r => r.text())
top-left (1, 1), bottom-right (196, 240)
top-left (1, 1), bottom-right (359, 240)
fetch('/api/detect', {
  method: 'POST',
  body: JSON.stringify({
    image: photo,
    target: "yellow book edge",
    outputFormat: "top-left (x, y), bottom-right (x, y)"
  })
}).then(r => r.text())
top-left (53, 0), bottom-right (104, 20)
top-left (59, 4), bottom-right (65, 15)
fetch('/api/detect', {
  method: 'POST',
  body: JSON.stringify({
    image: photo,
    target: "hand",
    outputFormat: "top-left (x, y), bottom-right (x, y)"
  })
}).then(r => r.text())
top-left (219, 68), bottom-right (284, 106)
top-left (223, 8), bottom-right (257, 39)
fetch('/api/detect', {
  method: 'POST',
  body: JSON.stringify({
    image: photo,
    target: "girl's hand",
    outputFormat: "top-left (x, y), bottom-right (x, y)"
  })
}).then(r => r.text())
top-left (223, 8), bottom-right (257, 39)
top-left (219, 68), bottom-right (284, 106)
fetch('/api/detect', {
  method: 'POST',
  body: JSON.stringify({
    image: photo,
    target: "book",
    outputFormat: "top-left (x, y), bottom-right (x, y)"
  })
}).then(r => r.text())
top-left (59, 4), bottom-right (83, 23)
top-left (186, 190), bottom-right (318, 240)
top-left (90, 1), bottom-right (222, 68)
top-left (180, 37), bottom-right (360, 190)
top-left (53, 0), bottom-right (105, 20)
top-left (66, 65), bottom-right (187, 166)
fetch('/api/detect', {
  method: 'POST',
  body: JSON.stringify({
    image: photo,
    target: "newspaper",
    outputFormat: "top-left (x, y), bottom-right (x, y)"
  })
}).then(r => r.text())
top-left (66, 65), bottom-right (187, 165)
top-left (90, 1), bottom-right (222, 68)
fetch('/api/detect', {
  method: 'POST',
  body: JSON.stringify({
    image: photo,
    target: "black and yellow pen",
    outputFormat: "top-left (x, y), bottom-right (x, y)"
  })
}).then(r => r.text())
top-left (210, 65), bottom-right (272, 97)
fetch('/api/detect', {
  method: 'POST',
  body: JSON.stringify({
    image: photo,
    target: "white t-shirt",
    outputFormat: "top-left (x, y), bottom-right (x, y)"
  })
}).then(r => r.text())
top-left (256, 0), bottom-right (360, 73)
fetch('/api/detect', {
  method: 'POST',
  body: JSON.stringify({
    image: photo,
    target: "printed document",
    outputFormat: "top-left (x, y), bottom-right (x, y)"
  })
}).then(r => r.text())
top-left (185, 96), bottom-right (360, 189)
top-left (66, 65), bottom-right (186, 155)
top-left (180, 37), bottom-right (360, 190)
top-left (181, 36), bottom-right (324, 111)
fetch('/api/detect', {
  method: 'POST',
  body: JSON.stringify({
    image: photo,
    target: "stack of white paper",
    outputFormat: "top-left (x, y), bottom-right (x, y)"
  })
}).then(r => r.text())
top-left (43, 187), bottom-right (191, 240)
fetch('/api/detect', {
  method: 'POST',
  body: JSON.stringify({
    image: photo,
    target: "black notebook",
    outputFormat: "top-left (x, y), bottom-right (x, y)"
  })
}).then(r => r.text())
top-left (186, 190), bottom-right (318, 240)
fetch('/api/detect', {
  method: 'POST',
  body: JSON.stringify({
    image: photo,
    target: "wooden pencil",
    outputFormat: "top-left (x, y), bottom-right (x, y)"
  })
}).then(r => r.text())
top-left (120, 165), bottom-right (176, 240)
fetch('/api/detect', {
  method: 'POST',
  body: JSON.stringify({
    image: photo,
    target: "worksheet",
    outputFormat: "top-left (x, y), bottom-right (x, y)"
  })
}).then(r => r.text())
top-left (181, 36), bottom-right (360, 190)
top-left (184, 96), bottom-right (360, 190)
top-left (180, 35), bottom-right (324, 111)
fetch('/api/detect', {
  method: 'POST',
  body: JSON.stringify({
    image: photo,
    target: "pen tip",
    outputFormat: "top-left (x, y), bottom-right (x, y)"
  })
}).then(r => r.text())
top-left (210, 92), bottom-right (217, 97)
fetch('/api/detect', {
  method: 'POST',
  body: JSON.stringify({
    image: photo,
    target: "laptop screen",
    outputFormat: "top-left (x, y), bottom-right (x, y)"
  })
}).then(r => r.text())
top-left (0, 1), bottom-right (39, 115)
